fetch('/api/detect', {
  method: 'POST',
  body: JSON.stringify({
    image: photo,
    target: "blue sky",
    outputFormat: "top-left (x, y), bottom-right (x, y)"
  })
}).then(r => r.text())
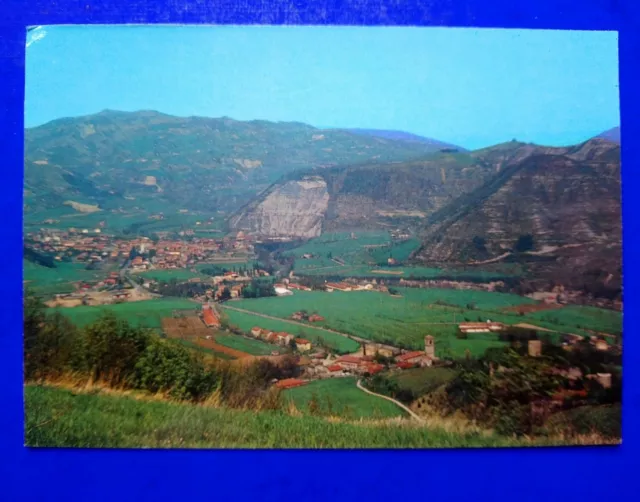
top-left (25, 26), bottom-right (619, 149)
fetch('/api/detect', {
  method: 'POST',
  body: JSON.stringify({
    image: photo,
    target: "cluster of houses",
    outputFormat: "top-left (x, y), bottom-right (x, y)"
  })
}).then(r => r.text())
top-left (525, 339), bottom-right (613, 391)
top-left (290, 311), bottom-right (325, 322)
top-left (25, 228), bottom-right (258, 276)
top-left (249, 327), bottom-right (312, 352)
top-left (302, 335), bottom-right (437, 379)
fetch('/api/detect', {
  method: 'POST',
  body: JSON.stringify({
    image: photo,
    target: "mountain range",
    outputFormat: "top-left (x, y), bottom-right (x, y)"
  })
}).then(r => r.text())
top-left (231, 137), bottom-right (621, 296)
top-left (24, 110), bottom-right (621, 297)
top-left (24, 110), bottom-right (450, 218)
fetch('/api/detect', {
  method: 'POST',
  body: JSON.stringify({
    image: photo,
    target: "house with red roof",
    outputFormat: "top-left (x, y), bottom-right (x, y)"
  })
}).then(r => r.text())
top-left (275, 378), bottom-right (307, 390)
top-left (334, 355), bottom-right (364, 371)
top-left (201, 306), bottom-right (220, 328)
top-left (395, 350), bottom-right (433, 367)
top-left (295, 338), bottom-right (312, 352)
top-left (276, 332), bottom-right (294, 346)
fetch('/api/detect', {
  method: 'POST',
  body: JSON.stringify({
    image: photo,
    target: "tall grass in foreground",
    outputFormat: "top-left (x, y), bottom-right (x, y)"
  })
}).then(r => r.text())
top-left (25, 385), bottom-right (618, 449)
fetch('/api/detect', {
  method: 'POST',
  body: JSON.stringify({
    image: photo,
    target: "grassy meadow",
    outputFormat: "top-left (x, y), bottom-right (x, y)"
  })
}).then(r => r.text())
top-left (23, 260), bottom-right (118, 298)
top-left (284, 377), bottom-right (406, 419)
top-left (215, 334), bottom-right (286, 355)
top-left (138, 269), bottom-right (201, 282)
top-left (52, 298), bottom-right (199, 329)
top-left (26, 384), bottom-right (583, 448)
top-left (286, 230), bottom-right (519, 280)
top-left (387, 367), bottom-right (459, 396)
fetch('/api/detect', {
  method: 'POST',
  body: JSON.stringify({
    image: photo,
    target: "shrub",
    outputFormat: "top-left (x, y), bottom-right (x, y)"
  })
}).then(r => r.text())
top-left (134, 338), bottom-right (218, 401)
top-left (83, 313), bottom-right (152, 386)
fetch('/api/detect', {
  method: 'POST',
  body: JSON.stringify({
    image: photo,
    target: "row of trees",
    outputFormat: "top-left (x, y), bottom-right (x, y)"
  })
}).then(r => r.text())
top-left (24, 292), bottom-right (298, 407)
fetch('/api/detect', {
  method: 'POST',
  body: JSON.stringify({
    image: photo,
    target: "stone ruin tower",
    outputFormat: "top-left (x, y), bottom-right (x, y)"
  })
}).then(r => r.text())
top-left (425, 335), bottom-right (435, 358)
top-left (528, 339), bottom-right (542, 357)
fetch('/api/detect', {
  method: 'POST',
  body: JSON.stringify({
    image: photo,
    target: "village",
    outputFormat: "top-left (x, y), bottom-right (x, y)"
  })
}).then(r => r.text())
top-left (24, 224), bottom-right (622, 399)
top-left (190, 297), bottom-right (619, 393)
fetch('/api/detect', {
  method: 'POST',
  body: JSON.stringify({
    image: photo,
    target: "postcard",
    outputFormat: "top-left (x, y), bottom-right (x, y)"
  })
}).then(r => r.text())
top-left (23, 25), bottom-right (621, 448)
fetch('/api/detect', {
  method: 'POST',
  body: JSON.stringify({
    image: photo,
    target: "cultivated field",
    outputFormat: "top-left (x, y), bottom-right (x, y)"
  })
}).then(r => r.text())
top-left (215, 334), bottom-right (287, 356)
top-left (53, 298), bottom-right (198, 328)
top-left (161, 316), bottom-right (211, 338)
top-left (175, 339), bottom-right (235, 360)
top-left (161, 315), bottom-right (282, 357)
top-left (23, 260), bottom-right (118, 297)
top-left (138, 269), bottom-right (201, 282)
top-left (231, 288), bottom-right (622, 357)
top-left (284, 377), bottom-right (406, 419)
top-left (223, 308), bottom-right (360, 353)
top-left (286, 231), bottom-right (519, 280)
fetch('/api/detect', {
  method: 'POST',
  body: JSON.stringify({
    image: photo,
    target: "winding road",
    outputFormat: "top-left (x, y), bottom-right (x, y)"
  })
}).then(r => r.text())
top-left (356, 379), bottom-right (424, 423)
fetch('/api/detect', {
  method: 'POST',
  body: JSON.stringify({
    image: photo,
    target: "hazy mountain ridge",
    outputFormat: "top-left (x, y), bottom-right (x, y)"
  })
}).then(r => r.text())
top-left (595, 126), bottom-right (620, 143)
top-left (24, 110), bottom-right (447, 216)
top-left (339, 128), bottom-right (466, 151)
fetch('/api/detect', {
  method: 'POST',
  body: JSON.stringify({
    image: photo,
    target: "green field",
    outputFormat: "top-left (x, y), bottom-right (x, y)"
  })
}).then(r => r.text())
top-left (138, 269), bottom-right (201, 282)
top-left (195, 260), bottom-right (259, 272)
top-left (293, 261), bottom-right (519, 280)
top-left (52, 298), bottom-right (199, 329)
top-left (230, 288), bottom-right (621, 357)
top-left (287, 231), bottom-right (518, 280)
top-left (525, 305), bottom-right (622, 335)
top-left (223, 308), bottom-right (360, 353)
top-left (231, 289), bottom-right (532, 356)
top-left (284, 377), bottom-right (406, 419)
top-left (288, 231), bottom-right (393, 273)
top-left (216, 334), bottom-right (286, 355)
top-left (387, 367), bottom-right (459, 396)
top-left (26, 385), bottom-right (571, 448)
top-left (23, 260), bottom-right (118, 298)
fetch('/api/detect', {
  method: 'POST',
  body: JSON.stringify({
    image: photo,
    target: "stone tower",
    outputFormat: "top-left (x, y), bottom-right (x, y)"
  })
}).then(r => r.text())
top-left (528, 339), bottom-right (542, 357)
top-left (425, 335), bottom-right (435, 358)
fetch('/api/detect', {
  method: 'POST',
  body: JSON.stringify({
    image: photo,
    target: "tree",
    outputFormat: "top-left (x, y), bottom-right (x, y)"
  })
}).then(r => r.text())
top-left (472, 236), bottom-right (487, 252)
top-left (514, 234), bottom-right (534, 253)
top-left (83, 313), bottom-right (151, 385)
top-left (24, 309), bottom-right (79, 380)
top-left (220, 287), bottom-right (232, 302)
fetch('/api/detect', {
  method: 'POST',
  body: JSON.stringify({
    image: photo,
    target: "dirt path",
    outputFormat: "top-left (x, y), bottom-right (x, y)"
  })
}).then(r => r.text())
top-left (356, 380), bottom-right (424, 423)
top-left (466, 252), bottom-right (512, 265)
top-left (512, 322), bottom-right (557, 333)
top-left (221, 304), bottom-right (369, 345)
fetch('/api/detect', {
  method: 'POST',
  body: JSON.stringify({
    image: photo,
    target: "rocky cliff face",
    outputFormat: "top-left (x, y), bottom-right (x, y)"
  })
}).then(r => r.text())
top-left (416, 139), bottom-right (621, 263)
top-left (231, 177), bottom-right (330, 238)
top-left (229, 154), bottom-right (496, 237)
